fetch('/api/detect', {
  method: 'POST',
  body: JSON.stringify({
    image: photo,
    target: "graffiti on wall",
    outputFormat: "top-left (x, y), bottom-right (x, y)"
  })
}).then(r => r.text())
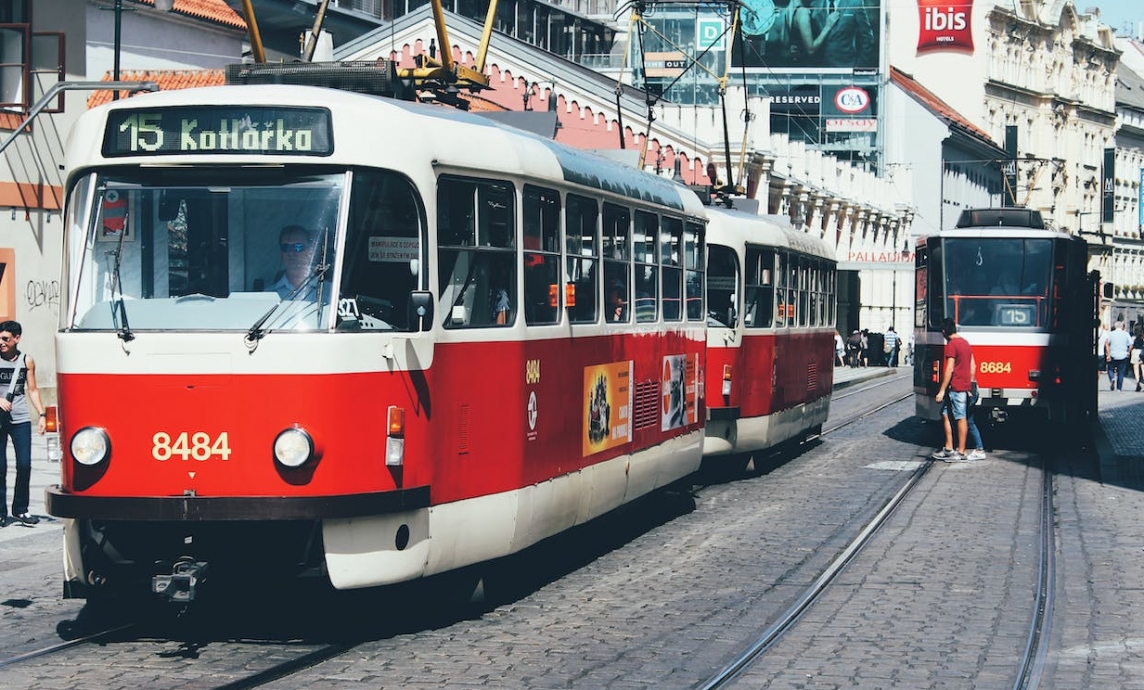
top-left (26, 278), bottom-right (60, 310)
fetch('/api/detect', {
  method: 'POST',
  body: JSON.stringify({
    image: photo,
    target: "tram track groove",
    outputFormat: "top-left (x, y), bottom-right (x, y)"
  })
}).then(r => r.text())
top-left (696, 439), bottom-right (1059, 689)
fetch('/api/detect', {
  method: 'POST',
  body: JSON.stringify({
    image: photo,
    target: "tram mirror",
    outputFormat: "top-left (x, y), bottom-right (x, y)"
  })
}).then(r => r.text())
top-left (158, 192), bottom-right (181, 221)
top-left (408, 291), bottom-right (433, 332)
top-left (1103, 282), bottom-right (1115, 299)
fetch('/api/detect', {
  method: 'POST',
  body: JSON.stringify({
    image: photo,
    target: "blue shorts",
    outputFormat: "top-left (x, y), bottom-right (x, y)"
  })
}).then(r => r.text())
top-left (943, 390), bottom-right (968, 421)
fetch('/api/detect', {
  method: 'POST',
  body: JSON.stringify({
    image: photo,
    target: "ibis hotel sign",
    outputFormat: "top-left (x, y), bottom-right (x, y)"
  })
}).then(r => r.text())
top-left (917, 0), bottom-right (974, 54)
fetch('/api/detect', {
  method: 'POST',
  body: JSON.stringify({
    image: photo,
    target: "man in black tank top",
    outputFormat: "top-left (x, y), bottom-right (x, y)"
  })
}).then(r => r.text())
top-left (0, 320), bottom-right (47, 527)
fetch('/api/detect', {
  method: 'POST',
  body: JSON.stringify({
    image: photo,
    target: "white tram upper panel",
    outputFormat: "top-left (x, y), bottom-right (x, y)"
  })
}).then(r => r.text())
top-left (65, 84), bottom-right (705, 216)
top-left (61, 85), bottom-right (707, 338)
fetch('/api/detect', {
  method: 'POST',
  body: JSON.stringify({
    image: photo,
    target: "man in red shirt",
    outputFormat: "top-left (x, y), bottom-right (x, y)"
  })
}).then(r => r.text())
top-left (932, 318), bottom-right (976, 462)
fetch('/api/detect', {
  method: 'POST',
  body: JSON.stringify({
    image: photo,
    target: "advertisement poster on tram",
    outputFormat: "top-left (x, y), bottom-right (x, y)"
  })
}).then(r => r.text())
top-left (661, 354), bottom-right (699, 431)
top-left (583, 361), bottom-right (632, 456)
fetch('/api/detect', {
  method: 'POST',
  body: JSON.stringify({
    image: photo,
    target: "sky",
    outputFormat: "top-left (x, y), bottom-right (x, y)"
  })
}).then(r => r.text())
top-left (1087, 0), bottom-right (1144, 35)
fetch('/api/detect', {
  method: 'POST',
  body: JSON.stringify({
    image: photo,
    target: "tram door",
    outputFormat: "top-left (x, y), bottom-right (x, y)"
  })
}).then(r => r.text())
top-left (835, 270), bottom-right (860, 335)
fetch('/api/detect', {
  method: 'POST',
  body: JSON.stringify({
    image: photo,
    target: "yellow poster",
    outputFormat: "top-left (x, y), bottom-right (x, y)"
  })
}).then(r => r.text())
top-left (583, 361), bottom-right (632, 456)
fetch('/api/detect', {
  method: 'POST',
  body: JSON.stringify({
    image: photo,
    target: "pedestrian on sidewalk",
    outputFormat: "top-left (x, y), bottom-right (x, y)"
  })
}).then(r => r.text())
top-left (1132, 328), bottom-right (1144, 392)
top-left (883, 326), bottom-right (900, 367)
top-left (932, 318), bottom-right (975, 462)
top-left (1097, 321), bottom-right (1110, 387)
top-left (1106, 321), bottom-right (1132, 392)
top-left (0, 320), bottom-right (47, 527)
top-left (846, 329), bottom-right (862, 367)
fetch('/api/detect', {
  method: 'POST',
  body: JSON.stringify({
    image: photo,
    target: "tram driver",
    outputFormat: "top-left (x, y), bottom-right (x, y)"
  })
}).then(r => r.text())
top-left (272, 225), bottom-right (319, 300)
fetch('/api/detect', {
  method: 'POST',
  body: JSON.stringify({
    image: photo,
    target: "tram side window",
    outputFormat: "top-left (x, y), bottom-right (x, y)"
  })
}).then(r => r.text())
top-left (566, 194), bottom-right (598, 323)
top-left (661, 217), bottom-right (684, 321)
top-left (772, 251), bottom-right (786, 327)
top-left (603, 203), bottom-right (631, 323)
top-left (807, 260), bottom-right (819, 327)
top-left (798, 256), bottom-right (809, 327)
top-left (706, 244), bottom-right (739, 328)
top-left (743, 246), bottom-right (774, 328)
top-left (523, 185), bottom-right (561, 325)
top-left (339, 170), bottom-right (424, 331)
top-left (916, 246), bottom-right (930, 330)
top-left (438, 176), bottom-right (516, 328)
top-left (826, 265), bottom-right (837, 325)
top-left (684, 221), bottom-right (705, 321)
top-left (633, 210), bottom-right (658, 323)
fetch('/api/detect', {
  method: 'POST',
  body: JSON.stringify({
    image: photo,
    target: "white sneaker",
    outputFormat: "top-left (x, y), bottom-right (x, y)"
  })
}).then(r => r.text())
top-left (967, 449), bottom-right (987, 461)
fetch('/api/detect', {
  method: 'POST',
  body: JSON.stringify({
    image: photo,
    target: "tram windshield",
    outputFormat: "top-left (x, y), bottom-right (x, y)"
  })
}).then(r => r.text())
top-left (64, 168), bottom-right (425, 333)
top-left (941, 238), bottom-right (1053, 328)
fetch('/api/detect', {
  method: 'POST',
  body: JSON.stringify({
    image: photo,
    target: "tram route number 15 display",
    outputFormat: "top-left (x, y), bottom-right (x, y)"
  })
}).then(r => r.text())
top-left (103, 106), bottom-right (333, 158)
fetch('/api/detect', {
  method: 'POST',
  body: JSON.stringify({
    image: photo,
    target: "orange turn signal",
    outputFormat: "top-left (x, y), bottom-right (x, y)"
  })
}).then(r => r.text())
top-left (387, 406), bottom-right (405, 437)
top-left (44, 406), bottom-right (58, 433)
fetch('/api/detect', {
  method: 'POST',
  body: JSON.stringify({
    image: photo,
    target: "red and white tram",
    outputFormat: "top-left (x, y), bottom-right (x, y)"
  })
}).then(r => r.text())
top-left (703, 209), bottom-right (837, 463)
top-left (913, 207), bottom-right (1099, 427)
top-left (47, 84), bottom-right (711, 603)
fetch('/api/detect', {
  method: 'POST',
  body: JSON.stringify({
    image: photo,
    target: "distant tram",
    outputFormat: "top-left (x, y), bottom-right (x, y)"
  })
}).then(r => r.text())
top-left (703, 208), bottom-right (836, 464)
top-left (913, 207), bottom-right (1099, 427)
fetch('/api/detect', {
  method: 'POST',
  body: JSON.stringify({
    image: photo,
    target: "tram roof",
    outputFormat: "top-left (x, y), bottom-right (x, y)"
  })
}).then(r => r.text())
top-left (705, 206), bottom-right (835, 262)
top-left (66, 84), bottom-right (706, 218)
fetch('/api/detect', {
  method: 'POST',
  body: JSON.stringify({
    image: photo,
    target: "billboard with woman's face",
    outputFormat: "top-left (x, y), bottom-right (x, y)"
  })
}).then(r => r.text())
top-left (733, 0), bottom-right (881, 71)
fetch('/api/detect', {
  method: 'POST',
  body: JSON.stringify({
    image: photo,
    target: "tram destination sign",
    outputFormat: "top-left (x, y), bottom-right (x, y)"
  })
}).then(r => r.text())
top-left (103, 106), bottom-right (333, 157)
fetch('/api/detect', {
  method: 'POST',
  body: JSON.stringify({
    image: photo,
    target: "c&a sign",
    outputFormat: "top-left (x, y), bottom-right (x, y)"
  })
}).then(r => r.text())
top-left (917, 0), bottom-right (974, 54)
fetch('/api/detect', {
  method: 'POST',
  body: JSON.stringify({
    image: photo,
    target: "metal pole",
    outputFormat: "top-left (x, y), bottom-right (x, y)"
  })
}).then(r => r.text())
top-left (113, 0), bottom-right (123, 100)
top-left (0, 81), bottom-right (159, 158)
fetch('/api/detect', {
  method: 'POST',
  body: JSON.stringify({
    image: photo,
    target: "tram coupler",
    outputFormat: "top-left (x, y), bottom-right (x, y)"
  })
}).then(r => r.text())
top-left (989, 408), bottom-right (1008, 424)
top-left (152, 558), bottom-right (208, 603)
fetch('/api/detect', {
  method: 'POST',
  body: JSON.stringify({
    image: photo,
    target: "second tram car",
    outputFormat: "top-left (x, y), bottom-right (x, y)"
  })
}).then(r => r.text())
top-left (704, 209), bottom-right (837, 462)
top-left (47, 84), bottom-right (711, 603)
top-left (913, 207), bottom-right (1098, 426)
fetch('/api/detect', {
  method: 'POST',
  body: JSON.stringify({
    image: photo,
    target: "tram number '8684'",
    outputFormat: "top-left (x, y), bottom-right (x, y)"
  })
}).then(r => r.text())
top-left (978, 361), bottom-right (1012, 374)
top-left (152, 431), bottom-right (232, 461)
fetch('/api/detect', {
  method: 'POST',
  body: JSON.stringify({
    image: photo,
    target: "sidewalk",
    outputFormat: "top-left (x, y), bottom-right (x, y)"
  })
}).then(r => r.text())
top-left (832, 362), bottom-right (903, 389)
top-left (1091, 380), bottom-right (1144, 490)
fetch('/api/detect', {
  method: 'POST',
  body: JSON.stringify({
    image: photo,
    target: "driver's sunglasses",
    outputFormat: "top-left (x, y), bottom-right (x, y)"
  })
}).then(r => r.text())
top-left (280, 242), bottom-right (311, 253)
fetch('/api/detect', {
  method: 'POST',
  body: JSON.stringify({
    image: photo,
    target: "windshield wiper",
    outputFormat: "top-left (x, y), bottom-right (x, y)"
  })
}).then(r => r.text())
top-left (106, 208), bottom-right (135, 342)
top-left (245, 261), bottom-right (330, 344)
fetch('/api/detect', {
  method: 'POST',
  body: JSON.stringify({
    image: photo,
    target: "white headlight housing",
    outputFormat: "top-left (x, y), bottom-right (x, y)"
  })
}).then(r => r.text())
top-left (71, 427), bottom-right (110, 466)
top-left (274, 427), bottom-right (314, 468)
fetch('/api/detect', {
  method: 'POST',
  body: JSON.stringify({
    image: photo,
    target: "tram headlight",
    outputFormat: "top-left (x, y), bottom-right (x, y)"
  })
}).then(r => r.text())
top-left (273, 427), bottom-right (314, 468)
top-left (71, 427), bottom-right (110, 466)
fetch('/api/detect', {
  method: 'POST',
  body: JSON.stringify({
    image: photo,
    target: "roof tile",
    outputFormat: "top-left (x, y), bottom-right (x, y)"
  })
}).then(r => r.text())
top-left (87, 69), bottom-right (226, 108)
top-left (137, 0), bottom-right (246, 30)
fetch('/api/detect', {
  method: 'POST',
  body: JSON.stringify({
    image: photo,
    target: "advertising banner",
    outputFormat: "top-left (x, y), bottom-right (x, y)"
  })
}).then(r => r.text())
top-left (661, 354), bottom-right (699, 431)
top-left (734, 0), bottom-right (881, 71)
top-left (583, 361), bottom-right (632, 457)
